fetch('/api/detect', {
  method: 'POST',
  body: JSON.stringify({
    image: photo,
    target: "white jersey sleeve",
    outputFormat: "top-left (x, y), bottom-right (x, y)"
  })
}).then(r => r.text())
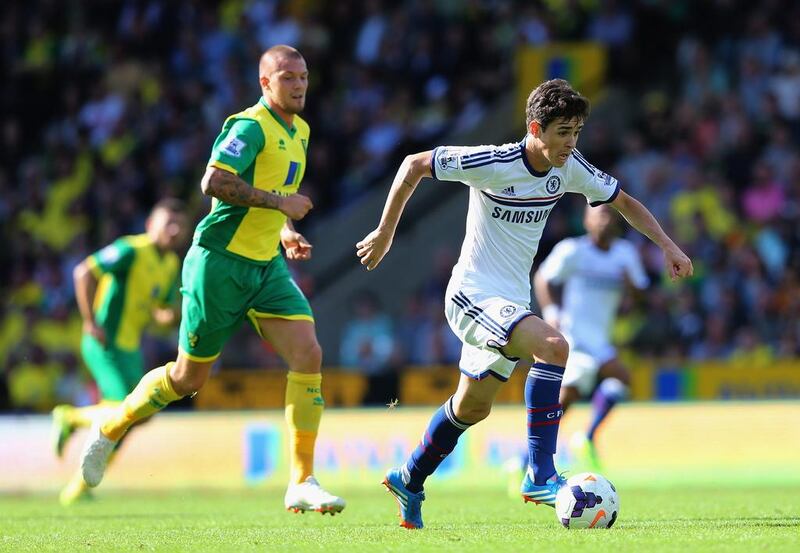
top-left (620, 241), bottom-right (649, 290)
top-left (537, 238), bottom-right (580, 284)
top-left (565, 149), bottom-right (620, 206)
top-left (431, 144), bottom-right (522, 191)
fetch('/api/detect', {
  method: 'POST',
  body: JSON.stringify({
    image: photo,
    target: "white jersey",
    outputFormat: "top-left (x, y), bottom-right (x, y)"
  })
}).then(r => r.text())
top-left (432, 136), bottom-right (620, 306)
top-left (538, 235), bottom-right (649, 351)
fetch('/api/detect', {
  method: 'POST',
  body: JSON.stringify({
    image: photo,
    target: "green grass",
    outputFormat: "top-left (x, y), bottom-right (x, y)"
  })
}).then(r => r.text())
top-left (1, 482), bottom-right (798, 552)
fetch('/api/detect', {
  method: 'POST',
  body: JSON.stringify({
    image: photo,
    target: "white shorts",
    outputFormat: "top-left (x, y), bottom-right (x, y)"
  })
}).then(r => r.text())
top-left (562, 341), bottom-right (617, 395)
top-left (445, 287), bottom-right (533, 382)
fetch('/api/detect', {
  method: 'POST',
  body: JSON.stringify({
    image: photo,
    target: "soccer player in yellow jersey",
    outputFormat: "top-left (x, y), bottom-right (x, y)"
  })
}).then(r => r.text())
top-left (52, 199), bottom-right (189, 505)
top-left (79, 45), bottom-right (345, 514)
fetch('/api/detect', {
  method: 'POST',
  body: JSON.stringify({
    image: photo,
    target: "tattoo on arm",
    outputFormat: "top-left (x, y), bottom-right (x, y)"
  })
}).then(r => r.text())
top-left (402, 179), bottom-right (417, 190)
top-left (207, 169), bottom-right (283, 209)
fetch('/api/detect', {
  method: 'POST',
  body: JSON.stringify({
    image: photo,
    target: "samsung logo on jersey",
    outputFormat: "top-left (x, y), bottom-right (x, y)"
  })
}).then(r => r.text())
top-left (491, 207), bottom-right (552, 224)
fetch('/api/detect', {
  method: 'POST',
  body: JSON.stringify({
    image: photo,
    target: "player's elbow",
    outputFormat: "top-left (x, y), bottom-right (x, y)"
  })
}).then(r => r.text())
top-left (73, 261), bottom-right (90, 284)
top-left (404, 152), bottom-right (432, 180)
top-left (200, 167), bottom-right (216, 196)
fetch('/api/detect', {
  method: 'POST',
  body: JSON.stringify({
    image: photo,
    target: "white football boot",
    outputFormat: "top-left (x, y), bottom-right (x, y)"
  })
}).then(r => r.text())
top-left (284, 476), bottom-right (346, 515)
top-left (80, 424), bottom-right (117, 487)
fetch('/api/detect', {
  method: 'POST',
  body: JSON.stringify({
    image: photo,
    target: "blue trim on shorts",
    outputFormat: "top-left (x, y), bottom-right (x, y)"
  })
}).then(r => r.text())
top-left (459, 367), bottom-right (509, 382)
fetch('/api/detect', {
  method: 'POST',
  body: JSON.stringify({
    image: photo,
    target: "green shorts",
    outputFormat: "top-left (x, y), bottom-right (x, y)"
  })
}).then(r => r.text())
top-left (81, 334), bottom-right (144, 401)
top-left (179, 244), bottom-right (313, 361)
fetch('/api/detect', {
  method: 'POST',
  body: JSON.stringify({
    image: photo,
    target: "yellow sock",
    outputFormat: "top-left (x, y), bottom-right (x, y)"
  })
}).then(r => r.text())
top-left (60, 448), bottom-right (121, 506)
top-left (285, 371), bottom-right (324, 484)
top-left (60, 470), bottom-right (91, 506)
top-left (66, 401), bottom-right (121, 428)
top-left (101, 363), bottom-right (181, 441)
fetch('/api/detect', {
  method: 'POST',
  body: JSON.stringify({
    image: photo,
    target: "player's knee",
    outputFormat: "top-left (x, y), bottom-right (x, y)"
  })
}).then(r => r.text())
top-left (615, 367), bottom-right (631, 386)
top-left (453, 396), bottom-right (492, 424)
top-left (289, 340), bottom-right (322, 372)
top-left (170, 366), bottom-right (208, 396)
top-left (306, 341), bottom-right (323, 370)
top-left (601, 361), bottom-right (630, 386)
top-left (543, 334), bottom-right (569, 366)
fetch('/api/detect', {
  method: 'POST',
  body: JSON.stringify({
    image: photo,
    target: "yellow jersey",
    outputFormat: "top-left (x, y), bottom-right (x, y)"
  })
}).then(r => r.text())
top-left (196, 98), bottom-right (310, 263)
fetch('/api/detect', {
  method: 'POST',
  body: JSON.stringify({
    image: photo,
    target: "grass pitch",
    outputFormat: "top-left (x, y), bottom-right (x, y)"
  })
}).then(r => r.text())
top-left (1, 482), bottom-right (798, 552)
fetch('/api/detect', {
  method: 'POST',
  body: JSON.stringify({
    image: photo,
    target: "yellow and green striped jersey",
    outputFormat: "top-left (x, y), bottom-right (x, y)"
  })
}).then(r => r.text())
top-left (86, 234), bottom-right (180, 351)
top-left (195, 97), bottom-right (310, 264)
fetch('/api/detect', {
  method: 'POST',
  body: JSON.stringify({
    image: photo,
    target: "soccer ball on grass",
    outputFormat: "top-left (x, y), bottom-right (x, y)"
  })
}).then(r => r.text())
top-left (555, 472), bottom-right (619, 529)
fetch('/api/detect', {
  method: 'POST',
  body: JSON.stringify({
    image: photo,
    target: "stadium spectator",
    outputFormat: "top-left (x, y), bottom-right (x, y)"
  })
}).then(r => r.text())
top-left (339, 291), bottom-right (398, 404)
top-left (2, 0), bottom-right (800, 410)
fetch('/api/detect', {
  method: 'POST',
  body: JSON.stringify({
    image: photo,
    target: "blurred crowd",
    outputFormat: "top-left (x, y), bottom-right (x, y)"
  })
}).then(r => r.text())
top-left (1, 0), bottom-right (799, 410)
top-left (334, 1), bottom-right (800, 399)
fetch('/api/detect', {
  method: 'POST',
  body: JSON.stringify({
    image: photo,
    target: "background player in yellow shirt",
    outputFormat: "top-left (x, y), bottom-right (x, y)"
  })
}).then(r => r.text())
top-left (52, 198), bottom-right (189, 505)
top-left (79, 45), bottom-right (345, 514)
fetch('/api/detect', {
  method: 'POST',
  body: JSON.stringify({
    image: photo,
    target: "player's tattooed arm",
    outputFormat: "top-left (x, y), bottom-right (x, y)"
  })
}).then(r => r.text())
top-left (201, 166), bottom-right (283, 209)
top-left (357, 150), bottom-right (433, 270)
top-left (201, 166), bottom-right (312, 220)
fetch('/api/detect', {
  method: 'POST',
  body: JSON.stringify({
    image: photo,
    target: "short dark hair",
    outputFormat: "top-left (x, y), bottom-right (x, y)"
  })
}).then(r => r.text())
top-left (265, 44), bottom-right (304, 61)
top-left (151, 197), bottom-right (186, 214)
top-left (525, 79), bottom-right (590, 130)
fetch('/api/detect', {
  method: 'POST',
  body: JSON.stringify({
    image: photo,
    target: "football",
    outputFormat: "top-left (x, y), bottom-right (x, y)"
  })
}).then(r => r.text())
top-left (555, 472), bottom-right (619, 529)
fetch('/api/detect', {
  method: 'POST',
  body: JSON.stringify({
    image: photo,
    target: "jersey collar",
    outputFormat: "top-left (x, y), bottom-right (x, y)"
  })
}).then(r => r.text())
top-left (260, 97), bottom-right (297, 138)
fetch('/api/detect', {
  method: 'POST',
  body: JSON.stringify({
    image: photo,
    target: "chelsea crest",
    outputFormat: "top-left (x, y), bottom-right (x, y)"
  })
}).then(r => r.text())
top-left (546, 175), bottom-right (561, 194)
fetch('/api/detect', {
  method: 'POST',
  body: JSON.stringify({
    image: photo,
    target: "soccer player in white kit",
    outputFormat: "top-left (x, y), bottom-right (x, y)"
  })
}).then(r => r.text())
top-left (535, 204), bottom-right (649, 470)
top-left (356, 79), bottom-right (692, 529)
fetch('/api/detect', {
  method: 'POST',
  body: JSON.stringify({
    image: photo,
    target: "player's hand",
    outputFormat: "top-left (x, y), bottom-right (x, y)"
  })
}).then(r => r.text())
top-left (356, 228), bottom-right (393, 271)
top-left (152, 307), bottom-right (178, 326)
top-left (83, 320), bottom-right (106, 346)
top-left (664, 245), bottom-right (693, 281)
top-left (281, 229), bottom-right (313, 261)
top-left (279, 193), bottom-right (313, 220)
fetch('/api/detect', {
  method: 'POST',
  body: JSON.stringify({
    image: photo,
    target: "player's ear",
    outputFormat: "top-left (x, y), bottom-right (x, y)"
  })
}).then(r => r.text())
top-left (260, 75), bottom-right (270, 90)
top-left (529, 120), bottom-right (541, 137)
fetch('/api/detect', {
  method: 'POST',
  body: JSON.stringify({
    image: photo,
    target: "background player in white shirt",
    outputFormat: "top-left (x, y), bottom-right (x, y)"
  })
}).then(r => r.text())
top-left (356, 79), bottom-right (692, 529)
top-left (535, 204), bottom-right (649, 469)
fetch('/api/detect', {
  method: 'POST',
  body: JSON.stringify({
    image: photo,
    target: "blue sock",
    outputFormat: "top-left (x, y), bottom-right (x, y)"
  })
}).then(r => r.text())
top-left (586, 377), bottom-right (627, 441)
top-left (404, 396), bottom-right (472, 493)
top-left (525, 362), bottom-right (565, 485)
